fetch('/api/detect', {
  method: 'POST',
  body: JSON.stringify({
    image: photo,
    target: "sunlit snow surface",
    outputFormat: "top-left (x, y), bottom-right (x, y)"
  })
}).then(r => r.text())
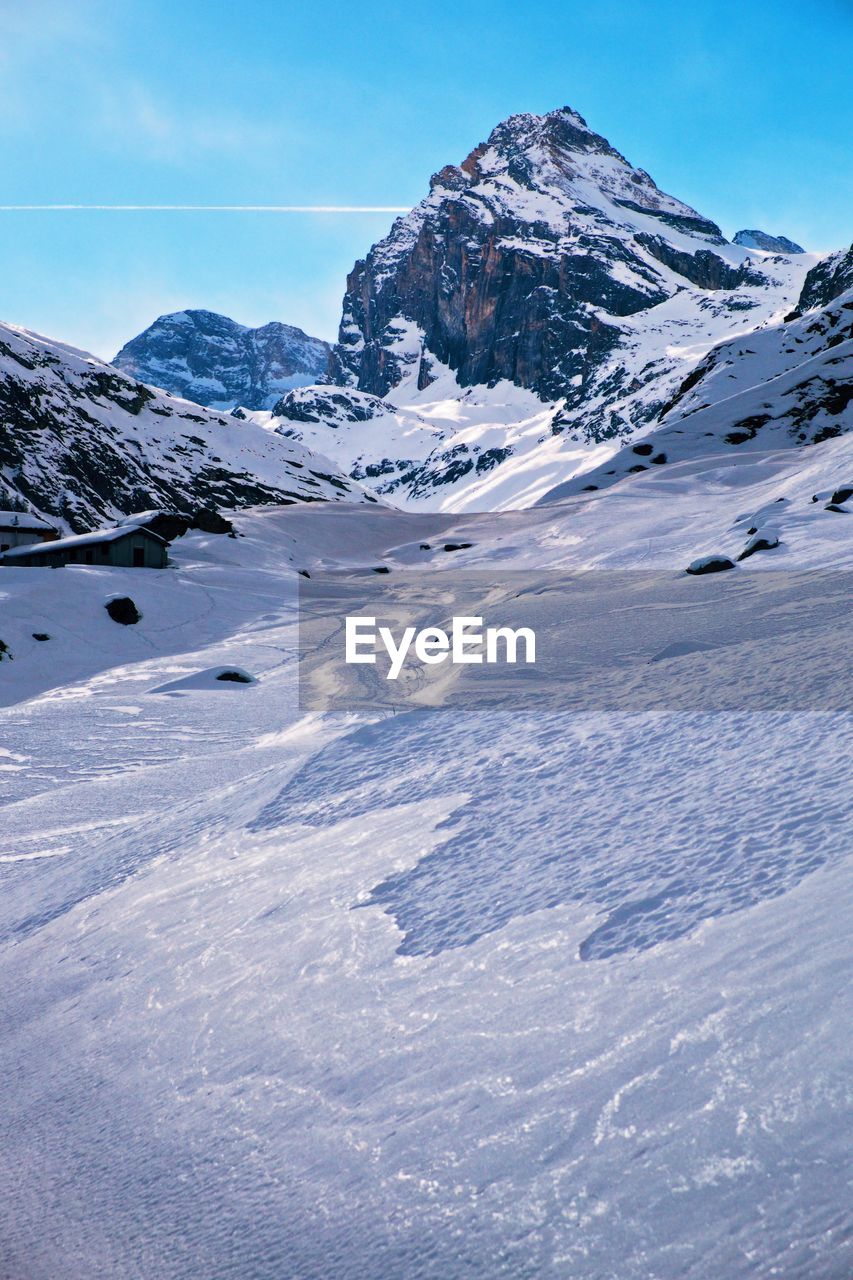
top-left (1, 459), bottom-right (851, 1278)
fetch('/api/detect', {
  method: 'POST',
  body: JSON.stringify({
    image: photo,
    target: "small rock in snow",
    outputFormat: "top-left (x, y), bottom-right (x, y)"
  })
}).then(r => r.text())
top-left (685, 555), bottom-right (736, 576)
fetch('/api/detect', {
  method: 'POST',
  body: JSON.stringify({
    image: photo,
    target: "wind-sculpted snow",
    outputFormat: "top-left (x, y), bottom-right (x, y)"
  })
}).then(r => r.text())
top-left (252, 706), bottom-right (848, 961)
top-left (0, 498), bottom-right (850, 1279)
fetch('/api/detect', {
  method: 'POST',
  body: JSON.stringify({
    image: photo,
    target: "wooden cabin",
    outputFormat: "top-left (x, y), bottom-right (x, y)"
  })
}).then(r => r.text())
top-left (0, 524), bottom-right (168, 569)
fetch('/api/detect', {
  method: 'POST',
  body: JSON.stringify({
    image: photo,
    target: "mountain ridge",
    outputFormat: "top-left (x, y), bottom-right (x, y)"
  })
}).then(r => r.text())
top-left (0, 321), bottom-right (376, 532)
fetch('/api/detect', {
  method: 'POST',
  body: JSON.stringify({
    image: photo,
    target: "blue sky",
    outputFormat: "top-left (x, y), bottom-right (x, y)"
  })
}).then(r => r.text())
top-left (2, 0), bottom-right (851, 358)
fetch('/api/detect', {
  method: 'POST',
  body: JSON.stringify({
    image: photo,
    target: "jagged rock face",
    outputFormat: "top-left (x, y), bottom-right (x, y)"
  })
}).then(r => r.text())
top-left (795, 244), bottom-right (853, 312)
top-left (114, 310), bottom-right (331, 410)
top-left (0, 324), bottom-right (376, 532)
top-left (733, 230), bottom-right (805, 254)
top-left (329, 106), bottom-right (775, 402)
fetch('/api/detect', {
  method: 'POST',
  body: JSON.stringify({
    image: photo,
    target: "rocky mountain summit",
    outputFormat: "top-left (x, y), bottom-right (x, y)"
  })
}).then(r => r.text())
top-left (733, 229), bottom-right (805, 254)
top-left (114, 310), bottom-right (330, 410)
top-left (328, 107), bottom-right (803, 410)
top-left (0, 323), bottom-right (375, 532)
top-left (278, 105), bottom-right (823, 509)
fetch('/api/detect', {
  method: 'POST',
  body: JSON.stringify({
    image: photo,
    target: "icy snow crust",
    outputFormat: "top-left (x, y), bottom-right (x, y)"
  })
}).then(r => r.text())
top-left (0, 424), bottom-right (851, 1278)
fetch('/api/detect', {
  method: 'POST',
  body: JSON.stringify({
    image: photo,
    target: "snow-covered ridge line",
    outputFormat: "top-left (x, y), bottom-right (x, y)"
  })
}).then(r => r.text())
top-left (0, 321), bottom-right (380, 532)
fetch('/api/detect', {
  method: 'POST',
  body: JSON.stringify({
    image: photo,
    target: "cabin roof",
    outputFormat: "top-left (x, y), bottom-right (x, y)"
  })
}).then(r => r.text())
top-left (0, 509), bottom-right (55, 531)
top-left (1, 524), bottom-right (167, 559)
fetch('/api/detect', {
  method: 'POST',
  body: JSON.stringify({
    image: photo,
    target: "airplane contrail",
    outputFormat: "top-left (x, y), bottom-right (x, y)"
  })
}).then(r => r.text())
top-left (0, 204), bottom-right (410, 212)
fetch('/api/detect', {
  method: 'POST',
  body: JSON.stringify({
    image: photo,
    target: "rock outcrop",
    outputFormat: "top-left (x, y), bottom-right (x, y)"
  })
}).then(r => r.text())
top-left (794, 243), bottom-right (853, 312)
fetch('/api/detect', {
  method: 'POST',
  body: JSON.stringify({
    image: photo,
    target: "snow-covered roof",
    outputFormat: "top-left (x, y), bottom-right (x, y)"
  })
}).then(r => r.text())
top-left (0, 524), bottom-right (166, 559)
top-left (0, 509), bottom-right (55, 531)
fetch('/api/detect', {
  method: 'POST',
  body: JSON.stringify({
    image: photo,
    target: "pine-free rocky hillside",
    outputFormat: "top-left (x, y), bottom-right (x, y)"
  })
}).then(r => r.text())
top-left (271, 105), bottom-right (829, 510)
top-left (539, 244), bottom-right (853, 503)
top-left (114, 310), bottom-right (331, 411)
top-left (0, 322), bottom-right (376, 532)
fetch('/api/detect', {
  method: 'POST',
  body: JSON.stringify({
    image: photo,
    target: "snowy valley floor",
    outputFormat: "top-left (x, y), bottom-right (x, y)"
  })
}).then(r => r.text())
top-left (0, 442), bottom-right (851, 1279)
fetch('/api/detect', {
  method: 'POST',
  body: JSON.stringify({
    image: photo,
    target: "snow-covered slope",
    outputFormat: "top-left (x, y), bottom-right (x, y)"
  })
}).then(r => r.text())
top-left (269, 384), bottom-right (448, 495)
top-left (0, 321), bottom-right (379, 532)
top-left (539, 256), bottom-right (853, 503)
top-left (113, 309), bottom-right (331, 410)
top-left (0, 421), bottom-right (850, 1276)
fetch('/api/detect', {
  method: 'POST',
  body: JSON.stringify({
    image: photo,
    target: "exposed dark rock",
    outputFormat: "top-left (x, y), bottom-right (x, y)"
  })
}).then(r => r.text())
top-left (795, 244), bottom-right (853, 312)
top-left (32, 633), bottom-right (50, 641)
top-left (105, 596), bottom-right (141, 625)
top-left (191, 508), bottom-right (234, 535)
top-left (737, 533), bottom-right (780, 561)
top-left (215, 669), bottom-right (254, 683)
top-left (685, 556), bottom-right (736, 576)
top-left (637, 235), bottom-right (757, 290)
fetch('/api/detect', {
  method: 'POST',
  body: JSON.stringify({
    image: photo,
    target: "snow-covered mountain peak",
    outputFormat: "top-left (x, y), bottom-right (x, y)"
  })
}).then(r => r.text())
top-left (438, 104), bottom-right (724, 242)
top-left (114, 309), bottom-right (331, 411)
top-left (318, 104), bottom-right (830, 509)
top-left (733, 229), bottom-right (806, 255)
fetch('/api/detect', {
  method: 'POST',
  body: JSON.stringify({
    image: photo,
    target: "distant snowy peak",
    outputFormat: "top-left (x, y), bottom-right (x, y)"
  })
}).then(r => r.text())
top-left (114, 309), bottom-right (331, 411)
top-left (0, 322), bottom-right (377, 532)
top-left (733, 229), bottom-right (805, 255)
